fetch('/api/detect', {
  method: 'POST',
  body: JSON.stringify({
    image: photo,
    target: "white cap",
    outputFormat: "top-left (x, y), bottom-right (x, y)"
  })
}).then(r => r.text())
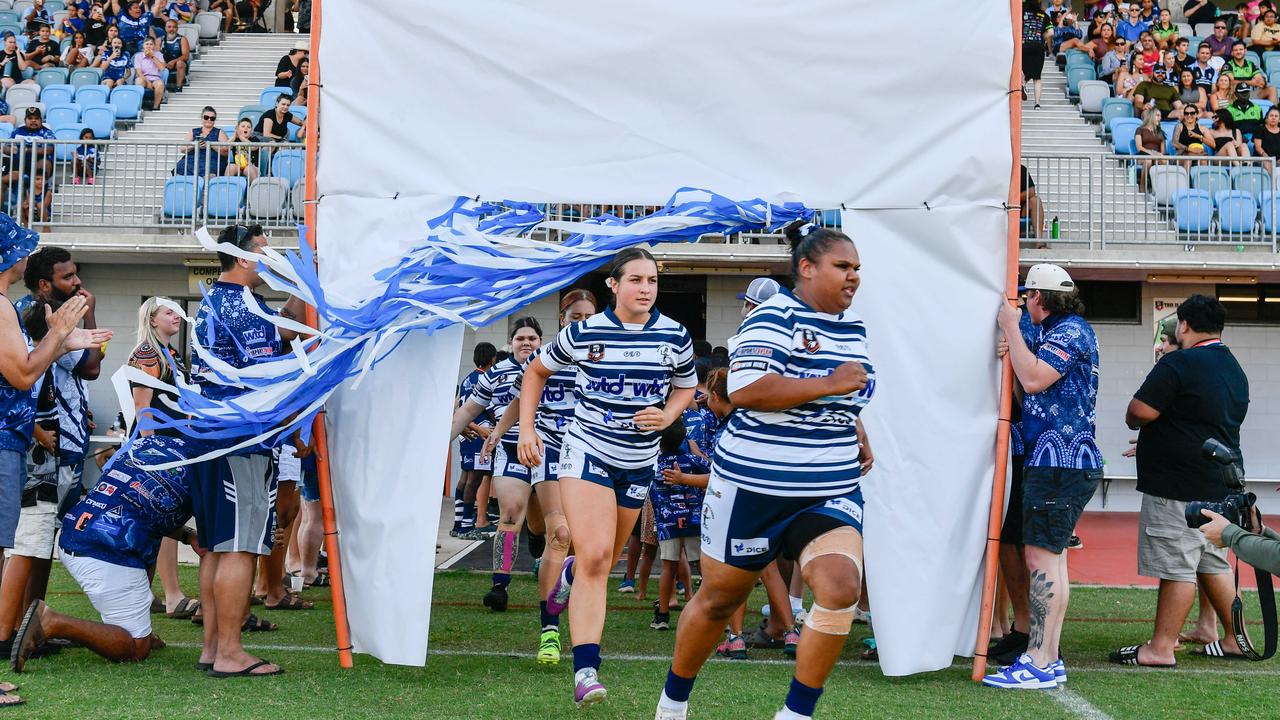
top-left (737, 277), bottom-right (780, 305)
top-left (1021, 263), bottom-right (1076, 293)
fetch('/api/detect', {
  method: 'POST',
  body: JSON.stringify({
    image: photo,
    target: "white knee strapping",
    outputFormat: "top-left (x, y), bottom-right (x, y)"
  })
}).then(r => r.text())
top-left (804, 602), bottom-right (857, 636)
top-left (545, 510), bottom-right (570, 552)
top-left (798, 526), bottom-right (863, 635)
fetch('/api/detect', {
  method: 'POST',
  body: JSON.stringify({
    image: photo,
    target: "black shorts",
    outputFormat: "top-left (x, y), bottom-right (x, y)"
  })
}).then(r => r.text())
top-left (1023, 42), bottom-right (1046, 81)
top-left (999, 456), bottom-right (1025, 545)
top-left (1022, 466), bottom-right (1101, 553)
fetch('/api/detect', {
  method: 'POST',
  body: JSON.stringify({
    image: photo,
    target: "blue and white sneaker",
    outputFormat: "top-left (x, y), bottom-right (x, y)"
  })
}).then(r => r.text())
top-left (1049, 658), bottom-right (1066, 685)
top-left (982, 654), bottom-right (1057, 689)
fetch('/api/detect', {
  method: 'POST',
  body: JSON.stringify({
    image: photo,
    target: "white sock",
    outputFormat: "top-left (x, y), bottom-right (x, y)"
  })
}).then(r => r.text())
top-left (774, 707), bottom-right (809, 720)
top-left (789, 595), bottom-right (803, 614)
top-left (658, 691), bottom-right (687, 712)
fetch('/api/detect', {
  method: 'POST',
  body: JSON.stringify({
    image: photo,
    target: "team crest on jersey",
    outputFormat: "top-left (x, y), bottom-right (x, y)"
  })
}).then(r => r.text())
top-left (658, 345), bottom-right (672, 367)
top-left (587, 343), bottom-right (605, 362)
top-left (802, 329), bottom-right (821, 354)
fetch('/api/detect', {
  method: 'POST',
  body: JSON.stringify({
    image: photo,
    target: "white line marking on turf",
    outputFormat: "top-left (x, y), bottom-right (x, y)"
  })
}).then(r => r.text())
top-left (1050, 689), bottom-right (1115, 720)
top-left (435, 540), bottom-right (484, 570)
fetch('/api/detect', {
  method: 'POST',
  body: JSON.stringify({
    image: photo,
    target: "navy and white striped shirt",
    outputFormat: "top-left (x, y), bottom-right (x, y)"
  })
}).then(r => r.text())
top-left (514, 349), bottom-right (577, 452)
top-left (716, 289), bottom-right (875, 497)
top-left (469, 356), bottom-right (524, 446)
top-left (541, 307), bottom-right (696, 469)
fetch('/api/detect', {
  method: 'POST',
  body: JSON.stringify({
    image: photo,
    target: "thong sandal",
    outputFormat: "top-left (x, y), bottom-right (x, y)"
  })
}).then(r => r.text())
top-left (206, 659), bottom-right (283, 678)
top-left (167, 597), bottom-right (200, 620)
top-left (1108, 645), bottom-right (1176, 668)
top-left (0, 689), bottom-right (22, 708)
top-left (1192, 640), bottom-right (1248, 661)
top-left (241, 614), bottom-right (278, 632)
top-left (308, 571), bottom-right (331, 588)
top-left (264, 593), bottom-right (313, 611)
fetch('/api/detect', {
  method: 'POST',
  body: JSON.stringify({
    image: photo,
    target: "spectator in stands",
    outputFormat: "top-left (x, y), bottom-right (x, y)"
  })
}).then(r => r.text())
top-left (132, 36), bottom-right (165, 110)
top-left (1020, 164), bottom-right (1045, 238)
top-left (1208, 18), bottom-right (1235, 58)
top-left (1207, 109), bottom-right (1251, 155)
top-left (1174, 104), bottom-right (1216, 154)
top-left (1209, 70), bottom-right (1235, 111)
top-left (0, 96), bottom-right (13, 126)
top-left (290, 56), bottom-right (308, 107)
top-left (0, 34), bottom-right (34, 90)
top-left (1117, 3), bottom-right (1151, 42)
top-left (1228, 83), bottom-right (1266, 132)
top-left (1159, 51), bottom-right (1181, 83)
top-left (110, 0), bottom-right (163, 54)
top-left (235, 0), bottom-right (270, 32)
top-left (1152, 9), bottom-right (1180, 50)
top-left (174, 106), bottom-right (229, 176)
top-left (1138, 31), bottom-right (1161, 73)
top-left (1252, 105), bottom-right (1280, 163)
top-left (21, 165), bottom-right (51, 224)
top-left (72, 127), bottom-right (97, 184)
top-left (1226, 39), bottom-right (1279, 101)
top-left (1052, 12), bottom-right (1086, 54)
top-left (165, 0), bottom-right (194, 23)
top-left (275, 41), bottom-right (307, 89)
top-left (1022, 0), bottom-right (1049, 109)
top-left (159, 19), bottom-right (188, 89)
top-left (63, 32), bottom-right (94, 69)
top-left (1134, 108), bottom-right (1167, 188)
top-left (1099, 36), bottom-right (1128, 81)
top-left (225, 119), bottom-right (260, 183)
top-left (83, 5), bottom-right (108, 52)
top-left (94, 36), bottom-right (131, 89)
top-left (1085, 21), bottom-right (1117, 62)
top-left (1135, 65), bottom-right (1180, 117)
top-left (1045, 0), bottom-right (1069, 26)
top-left (208, 0), bottom-right (239, 32)
top-left (1172, 37), bottom-right (1194, 73)
top-left (1138, 0), bottom-right (1157, 22)
top-left (1190, 43), bottom-right (1222, 89)
top-left (22, 0), bottom-right (52, 38)
top-left (1117, 55), bottom-right (1148, 99)
top-left (1251, 7), bottom-right (1280, 50)
top-left (24, 25), bottom-right (61, 69)
top-left (1183, 0), bottom-right (1222, 27)
top-left (1176, 69), bottom-right (1208, 112)
top-left (254, 94), bottom-right (296, 143)
top-left (59, 5), bottom-right (85, 38)
top-left (9, 107), bottom-right (55, 180)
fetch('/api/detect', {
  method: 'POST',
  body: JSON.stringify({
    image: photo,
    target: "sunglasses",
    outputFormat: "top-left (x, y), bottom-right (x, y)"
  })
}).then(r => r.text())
top-left (202, 115), bottom-right (216, 121)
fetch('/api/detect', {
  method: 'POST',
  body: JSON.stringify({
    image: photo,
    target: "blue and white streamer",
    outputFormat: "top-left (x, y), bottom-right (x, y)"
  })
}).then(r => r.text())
top-left (110, 187), bottom-right (812, 469)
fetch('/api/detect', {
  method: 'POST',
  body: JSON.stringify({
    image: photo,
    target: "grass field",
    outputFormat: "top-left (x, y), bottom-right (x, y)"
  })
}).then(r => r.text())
top-left (6, 566), bottom-right (1275, 719)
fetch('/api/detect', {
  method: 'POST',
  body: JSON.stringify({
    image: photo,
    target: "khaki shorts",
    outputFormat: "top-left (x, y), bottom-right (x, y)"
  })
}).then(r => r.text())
top-left (659, 536), bottom-right (700, 563)
top-left (5, 499), bottom-right (58, 560)
top-left (1137, 493), bottom-right (1230, 583)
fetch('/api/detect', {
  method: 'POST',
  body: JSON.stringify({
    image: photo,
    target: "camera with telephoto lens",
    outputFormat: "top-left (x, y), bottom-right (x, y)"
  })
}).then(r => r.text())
top-left (1186, 438), bottom-right (1256, 531)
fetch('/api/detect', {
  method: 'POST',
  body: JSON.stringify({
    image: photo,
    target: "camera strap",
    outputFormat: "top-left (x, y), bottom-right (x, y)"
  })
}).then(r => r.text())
top-left (1231, 556), bottom-right (1277, 661)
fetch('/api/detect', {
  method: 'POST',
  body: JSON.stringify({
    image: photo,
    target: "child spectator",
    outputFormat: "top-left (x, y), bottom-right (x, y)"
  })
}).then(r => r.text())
top-left (62, 32), bottom-right (93, 69)
top-left (226, 118), bottom-right (261, 183)
top-left (24, 25), bottom-right (61, 69)
top-left (21, 165), bottom-right (52, 225)
top-left (649, 418), bottom-right (708, 631)
top-left (94, 36), bottom-right (131, 89)
top-left (73, 128), bottom-right (97, 184)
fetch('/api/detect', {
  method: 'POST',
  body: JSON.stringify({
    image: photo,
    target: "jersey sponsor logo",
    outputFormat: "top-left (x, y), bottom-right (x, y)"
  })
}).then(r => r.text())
top-left (587, 461), bottom-right (607, 477)
top-left (74, 511), bottom-right (94, 530)
top-left (734, 347), bottom-right (772, 358)
top-left (802, 329), bottom-right (821, 354)
top-left (240, 326), bottom-right (268, 345)
top-left (584, 374), bottom-right (663, 397)
top-left (824, 497), bottom-right (863, 523)
top-left (658, 345), bottom-right (673, 367)
top-left (1045, 344), bottom-right (1071, 362)
top-left (731, 537), bottom-right (770, 557)
top-left (731, 360), bottom-right (769, 373)
top-left (625, 483), bottom-right (648, 500)
top-left (248, 347), bottom-right (275, 359)
top-left (93, 481), bottom-right (117, 496)
top-left (587, 343), bottom-right (605, 362)
top-left (82, 498), bottom-right (107, 509)
top-left (107, 469), bottom-right (131, 483)
top-left (542, 384), bottom-right (568, 403)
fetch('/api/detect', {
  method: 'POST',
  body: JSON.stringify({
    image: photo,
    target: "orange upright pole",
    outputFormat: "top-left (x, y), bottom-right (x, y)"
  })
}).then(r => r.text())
top-left (971, 0), bottom-right (1023, 681)
top-left (302, 0), bottom-right (355, 669)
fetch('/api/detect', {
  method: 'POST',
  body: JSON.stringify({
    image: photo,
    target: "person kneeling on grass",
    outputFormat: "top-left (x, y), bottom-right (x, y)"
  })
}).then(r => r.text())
top-left (649, 418), bottom-right (707, 632)
top-left (10, 434), bottom-right (207, 672)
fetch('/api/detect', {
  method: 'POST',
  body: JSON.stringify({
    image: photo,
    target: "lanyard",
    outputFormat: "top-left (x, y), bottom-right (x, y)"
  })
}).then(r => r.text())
top-left (1192, 339), bottom-right (1224, 348)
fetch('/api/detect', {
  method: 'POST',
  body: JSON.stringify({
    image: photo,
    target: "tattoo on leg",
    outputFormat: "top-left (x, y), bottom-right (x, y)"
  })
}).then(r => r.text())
top-left (1028, 569), bottom-right (1055, 651)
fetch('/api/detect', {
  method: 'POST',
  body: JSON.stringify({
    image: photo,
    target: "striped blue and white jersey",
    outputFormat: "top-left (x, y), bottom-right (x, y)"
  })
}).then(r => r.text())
top-left (458, 369), bottom-right (493, 428)
top-left (513, 349), bottom-right (577, 452)
top-left (469, 356), bottom-right (524, 445)
top-left (541, 307), bottom-right (697, 469)
top-left (716, 289), bottom-right (875, 497)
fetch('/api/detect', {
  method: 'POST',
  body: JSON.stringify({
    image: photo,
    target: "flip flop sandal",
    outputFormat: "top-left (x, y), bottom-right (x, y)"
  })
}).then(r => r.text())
top-left (194, 662), bottom-right (213, 672)
top-left (206, 659), bottom-right (284, 678)
top-left (264, 594), bottom-right (313, 611)
top-left (744, 627), bottom-right (784, 650)
top-left (0, 684), bottom-right (15, 694)
top-left (309, 572), bottom-right (331, 588)
top-left (241, 614), bottom-right (278, 632)
top-left (1192, 640), bottom-right (1248, 660)
top-left (167, 597), bottom-right (200, 620)
top-left (1108, 645), bottom-right (1176, 667)
top-left (249, 595), bottom-right (264, 606)
top-left (0, 689), bottom-right (22, 708)
top-left (150, 597), bottom-right (165, 614)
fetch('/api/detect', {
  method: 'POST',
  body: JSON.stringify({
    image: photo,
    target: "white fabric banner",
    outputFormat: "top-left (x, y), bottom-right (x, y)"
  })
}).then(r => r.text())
top-left (318, 0), bottom-right (1012, 671)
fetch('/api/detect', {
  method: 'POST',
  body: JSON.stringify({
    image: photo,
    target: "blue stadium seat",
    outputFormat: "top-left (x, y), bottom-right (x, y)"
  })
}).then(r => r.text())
top-left (1265, 51), bottom-right (1280, 75)
top-left (52, 125), bottom-right (85, 162)
top-left (1215, 190), bottom-right (1258, 233)
top-left (290, 106), bottom-right (307, 122)
top-left (259, 86), bottom-right (292, 107)
top-left (1066, 66), bottom-right (1096, 97)
top-left (45, 103), bottom-right (79, 129)
top-left (1256, 99), bottom-right (1274, 116)
top-left (1261, 192), bottom-right (1280, 232)
top-left (33, 67), bottom-right (68, 88)
top-left (74, 84), bottom-right (107, 106)
top-left (1247, 50), bottom-right (1263, 69)
top-left (238, 104), bottom-right (268, 124)
top-left (45, 0), bottom-right (65, 10)
top-left (68, 67), bottom-right (101, 89)
top-left (1160, 121), bottom-right (1179, 155)
top-left (163, 175), bottom-right (204, 218)
top-left (39, 84), bottom-right (74, 106)
top-left (1190, 165), bottom-right (1231, 198)
top-left (109, 85), bottom-right (143, 120)
top-left (1100, 98), bottom-right (1133, 131)
top-left (80, 104), bottom-right (115, 139)
top-left (204, 176), bottom-right (247, 218)
top-left (1065, 52), bottom-right (1094, 71)
top-left (1111, 117), bottom-right (1141, 154)
top-left (1172, 189), bottom-right (1214, 232)
top-left (0, 122), bottom-right (12, 138)
top-left (270, 149), bottom-right (305, 185)
top-left (1231, 165), bottom-right (1272, 199)
top-left (0, 11), bottom-right (18, 23)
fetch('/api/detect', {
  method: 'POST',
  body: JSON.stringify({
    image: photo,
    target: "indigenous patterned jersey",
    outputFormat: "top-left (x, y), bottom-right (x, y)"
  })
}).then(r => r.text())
top-left (717, 289), bottom-right (875, 497)
top-left (1022, 313), bottom-right (1102, 470)
top-left (469, 355), bottom-right (525, 445)
top-left (0, 315), bottom-right (37, 452)
top-left (541, 307), bottom-right (696, 469)
top-left (191, 280), bottom-right (281, 402)
top-left (1010, 312), bottom-right (1041, 457)
top-left (652, 451), bottom-right (708, 541)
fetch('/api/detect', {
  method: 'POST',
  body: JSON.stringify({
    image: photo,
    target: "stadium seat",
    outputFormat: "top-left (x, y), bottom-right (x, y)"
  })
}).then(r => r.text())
top-left (0, 22), bottom-right (19, 39)
top-left (1150, 165), bottom-right (1190, 207)
top-left (1216, 190), bottom-right (1258, 233)
top-left (271, 148), bottom-right (305, 185)
top-left (1261, 192), bottom-right (1280, 232)
top-left (1111, 117), bottom-right (1141, 154)
top-left (45, 103), bottom-right (79, 129)
top-left (4, 83), bottom-right (37, 108)
top-left (52, 125), bottom-right (85, 162)
top-left (246, 177), bottom-right (290, 219)
top-left (1231, 165), bottom-right (1271, 198)
top-left (80, 104), bottom-right (115, 138)
top-left (1247, 50), bottom-right (1263, 69)
top-left (39, 83), bottom-right (74, 106)
top-left (259, 87), bottom-right (292, 107)
top-left (1100, 98), bottom-right (1133, 131)
top-left (1190, 165), bottom-right (1230, 198)
top-left (109, 85), bottom-right (143, 120)
top-left (1256, 99), bottom-right (1274, 116)
top-left (0, 10), bottom-right (16, 23)
top-left (0, 121), bottom-right (12, 138)
top-left (204, 176), bottom-right (247, 218)
top-left (1172, 189), bottom-right (1214, 233)
top-left (1066, 66), bottom-right (1096, 98)
top-left (68, 67), bottom-right (101, 88)
top-left (177, 23), bottom-right (199, 58)
top-left (290, 106), bottom-right (307, 122)
top-left (290, 178), bottom-right (304, 218)
top-left (1175, 22), bottom-right (1193, 39)
top-left (74, 84), bottom-right (107, 106)
top-left (33, 67), bottom-right (68, 88)
top-left (8, 100), bottom-right (42, 118)
top-left (45, 0), bottom-right (64, 10)
top-left (194, 11), bottom-right (221, 39)
top-left (1265, 51), bottom-right (1280, 75)
top-left (1065, 52), bottom-right (1094, 71)
top-left (12, 0), bottom-right (31, 14)
top-left (1160, 121), bottom-right (1179, 155)
top-left (163, 175), bottom-right (204, 218)
top-left (1194, 22), bottom-right (1216, 37)
top-left (1078, 81), bottom-right (1110, 114)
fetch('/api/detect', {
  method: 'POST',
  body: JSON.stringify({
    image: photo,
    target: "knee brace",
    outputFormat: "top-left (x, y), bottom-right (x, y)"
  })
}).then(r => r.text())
top-left (493, 522), bottom-right (520, 574)
top-left (545, 510), bottom-right (571, 554)
top-left (798, 526), bottom-right (863, 636)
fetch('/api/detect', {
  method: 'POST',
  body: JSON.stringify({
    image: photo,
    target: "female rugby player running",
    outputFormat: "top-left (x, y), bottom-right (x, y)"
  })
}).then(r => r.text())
top-left (481, 289), bottom-right (599, 665)
top-left (654, 221), bottom-right (875, 720)
top-left (517, 249), bottom-right (697, 708)
top-left (448, 318), bottom-right (543, 612)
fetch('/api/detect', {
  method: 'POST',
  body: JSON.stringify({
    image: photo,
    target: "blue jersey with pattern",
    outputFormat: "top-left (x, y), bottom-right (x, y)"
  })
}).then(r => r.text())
top-left (59, 435), bottom-right (196, 569)
top-left (513, 349), bottom-right (577, 451)
top-left (468, 355), bottom-right (524, 445)
top-left (651, 451), bottom-right (708, 540)
top-left (191, 280), bottom-right (282, 403)
top-left (541, 307), bottom-right (697, 469)
top-left (1010, 313), bottom-right (1040, 457)
top-left (1022, 313), bottom-right (1102, 469)
top-left (458, 369), bottom-right (494, 426)
top-left (0, 312), bottom-right (36, 453)
top-left (114, 11), bottom-right (153, 41)
top-left (680, 407), bottom-right (710, 456)
top-left (716, 289), bottom-right (875, 497)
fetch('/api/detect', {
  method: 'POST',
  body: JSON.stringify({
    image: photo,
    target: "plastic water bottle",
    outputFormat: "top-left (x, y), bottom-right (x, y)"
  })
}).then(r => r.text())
top-left (1051, 216), bottom-right (1060, 239)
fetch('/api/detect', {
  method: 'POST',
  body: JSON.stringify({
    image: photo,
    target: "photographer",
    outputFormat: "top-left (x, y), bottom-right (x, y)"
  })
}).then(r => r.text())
top-left (1200, 508), bottom-right (1280, 576)
top-left (1111, 294), bottom-right (1250, 667)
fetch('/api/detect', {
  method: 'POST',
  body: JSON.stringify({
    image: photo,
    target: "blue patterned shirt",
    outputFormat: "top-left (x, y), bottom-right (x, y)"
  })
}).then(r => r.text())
top-left (0, 313), bottom-right (37, 453)
top-left (1022, 313), bottom-right (1102, 469)
top-left (651, 451), bottom-right (708, 540)
top-left (191, 280), bottom-right (281, 403)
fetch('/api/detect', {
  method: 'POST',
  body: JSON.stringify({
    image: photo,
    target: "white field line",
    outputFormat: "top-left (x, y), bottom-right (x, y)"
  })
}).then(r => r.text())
top-left (1050, 689), bottom-right (1116, 720)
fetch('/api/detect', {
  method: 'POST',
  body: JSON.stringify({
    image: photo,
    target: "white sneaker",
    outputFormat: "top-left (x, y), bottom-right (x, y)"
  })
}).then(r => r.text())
top-left (655, 703), bottom-right (688, 720)
top-left (1050, 658), bottom-right (1066, 685)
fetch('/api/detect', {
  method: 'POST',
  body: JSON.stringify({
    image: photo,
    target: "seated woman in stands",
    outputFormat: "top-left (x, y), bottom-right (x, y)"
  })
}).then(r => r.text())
top-left (207, 0), bottom-right (239, 32)
top-left (1252, 106), bottom-right (1280, 169)
top-left (1208, 72), bottom-right (1235, 113)
top-left (1134, 108), bottom-right (1167, 190)
top-left (173, 105), bottom-right (230, 176)
top-left (0, 33), bottom-right (35, 90)
top-left (1117, 56), bottom-right (1147, 100)
top-left (225, 118), bottom-right (261, 184)
top-left (1173, 104), bottom-right (1218, 157)
top-left (254, 94), bottom-right (297, 143)
top-left (1086, 21), bottom-right (1117, 63)
top-left (1206, 109), bottom-right (1251, 156)
top-left (63, 32), bottom-right (93, 69)
top-left (93, 36), bottom-right (131, 89)
top-left (1151, 9), bottom-right (1180, 51)
top-left (1175, 69), bottom-right (1208, 116)
top-left (132, 37), bottom-right (165, 110)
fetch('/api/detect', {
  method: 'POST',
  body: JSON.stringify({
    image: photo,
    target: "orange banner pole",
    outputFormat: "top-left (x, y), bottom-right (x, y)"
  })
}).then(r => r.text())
top-left (971, 0), bottom-right (1023, 681)
top-left (301, 0), bottom-right (354, 669)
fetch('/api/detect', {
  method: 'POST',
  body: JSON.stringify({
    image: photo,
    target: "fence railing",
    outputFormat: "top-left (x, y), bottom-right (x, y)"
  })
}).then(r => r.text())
top-left (1023, 152), bottom-right (1280, 251)
top-left (0, 137), bottom-right (306, 232)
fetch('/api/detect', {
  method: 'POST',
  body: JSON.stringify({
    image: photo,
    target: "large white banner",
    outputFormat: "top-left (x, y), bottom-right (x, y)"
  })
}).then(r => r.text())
top-left (318, 0), bottom-right (1012, 672)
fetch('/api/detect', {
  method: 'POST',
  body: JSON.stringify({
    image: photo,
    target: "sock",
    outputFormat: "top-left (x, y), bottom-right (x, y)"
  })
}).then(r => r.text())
top-left (452, 499), bottom-right (464, 531)
top-left (789, 595), bottom-right (804, 614)
top-left (492, 573), bottom-right (510, 588)
top-left (572, 643), bottom-right (600, 672)
top-left (540, 600), bottom-right (559, 629)
top-left (783, 677), bottom-right (823, 718)
top-left (461, 504), bottom-right (476, 531)
top-left (528, 532), bottom-right (546, 559)
top-left (662, 667), bottom-right (696, 704)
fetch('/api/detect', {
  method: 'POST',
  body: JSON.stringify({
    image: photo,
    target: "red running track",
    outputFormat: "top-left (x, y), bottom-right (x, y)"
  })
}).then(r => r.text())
top-left (1071, 512), bottom-right (1257, 589)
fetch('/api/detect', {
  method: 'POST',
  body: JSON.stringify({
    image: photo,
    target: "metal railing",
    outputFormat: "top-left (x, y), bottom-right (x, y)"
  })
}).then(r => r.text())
top-left (1023, 152), bottom-right (1280, 250)
top-left (0, 137), bottom-right (305, 232)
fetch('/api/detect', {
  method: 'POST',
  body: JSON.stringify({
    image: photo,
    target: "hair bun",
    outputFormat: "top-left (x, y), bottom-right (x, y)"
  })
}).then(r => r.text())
top-left (783, 219), bottom-right (816, 252)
